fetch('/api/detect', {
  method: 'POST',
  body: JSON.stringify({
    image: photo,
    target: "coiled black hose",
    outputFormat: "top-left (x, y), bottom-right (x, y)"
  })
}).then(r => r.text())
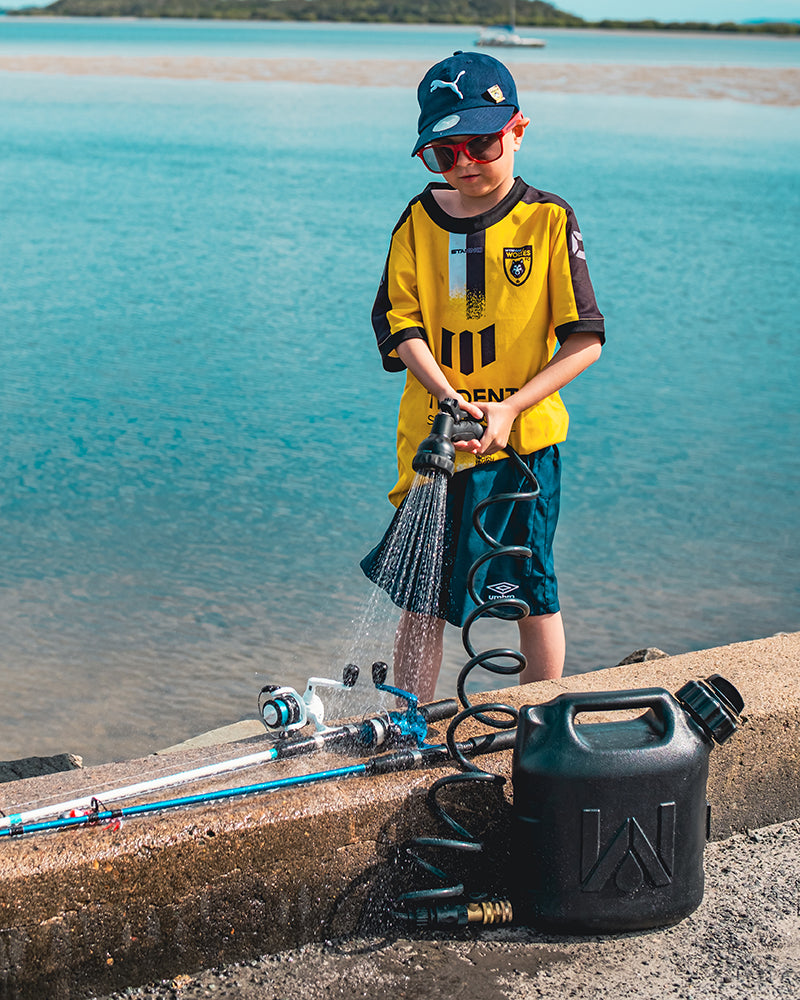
top-left (392, 447), bottom-right (540, 927)
top-left (457, 446), bottom-right (540, 717)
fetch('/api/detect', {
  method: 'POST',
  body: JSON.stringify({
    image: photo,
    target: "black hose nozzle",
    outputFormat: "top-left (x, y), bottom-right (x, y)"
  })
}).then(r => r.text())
top-left (412, 398), bottom-right (484, 477)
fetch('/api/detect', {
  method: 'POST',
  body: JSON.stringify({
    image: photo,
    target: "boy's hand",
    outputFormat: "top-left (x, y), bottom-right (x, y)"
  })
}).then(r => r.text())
top-left (446, 393), bottom-right (483, 421)
top-left (448, 394), bottom-right (485, 454)
top-left (454, 400), bottom-right (517, 456)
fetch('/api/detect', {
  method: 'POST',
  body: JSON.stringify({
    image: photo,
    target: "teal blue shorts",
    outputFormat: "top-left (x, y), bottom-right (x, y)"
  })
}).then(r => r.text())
top-left (361, 445), bottom-right (561, 628)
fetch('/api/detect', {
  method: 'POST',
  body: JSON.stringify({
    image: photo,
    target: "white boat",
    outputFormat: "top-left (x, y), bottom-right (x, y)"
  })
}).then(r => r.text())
top-left (476, 1), bottom-right (547, 48)
top-left (476, 25), bottom-right (547, 48)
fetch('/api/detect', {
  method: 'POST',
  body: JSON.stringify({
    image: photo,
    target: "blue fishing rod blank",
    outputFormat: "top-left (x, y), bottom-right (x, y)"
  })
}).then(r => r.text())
top-left (0, 731), bottom-right (514, 839)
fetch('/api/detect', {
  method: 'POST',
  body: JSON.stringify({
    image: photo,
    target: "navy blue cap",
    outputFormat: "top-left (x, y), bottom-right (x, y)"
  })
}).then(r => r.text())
top-left (413, 51), bottom-right (519, 156)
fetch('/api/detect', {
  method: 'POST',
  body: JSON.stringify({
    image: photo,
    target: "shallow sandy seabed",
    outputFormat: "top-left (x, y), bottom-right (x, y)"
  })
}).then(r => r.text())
top-left (1, 56), bottom-right (799, 106)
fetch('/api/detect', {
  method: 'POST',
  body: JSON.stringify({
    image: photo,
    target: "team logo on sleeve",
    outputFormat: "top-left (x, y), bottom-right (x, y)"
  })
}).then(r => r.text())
top-left (570, 230), bottom-right (587, 260)
top-left (503, 246), bottom-right (533, 286)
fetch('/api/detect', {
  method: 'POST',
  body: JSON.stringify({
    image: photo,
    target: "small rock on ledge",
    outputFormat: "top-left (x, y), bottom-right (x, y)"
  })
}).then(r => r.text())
top-left (0, 753), bottom-right (83, 784)
top-left (616, 647), bottom-right (669, 666)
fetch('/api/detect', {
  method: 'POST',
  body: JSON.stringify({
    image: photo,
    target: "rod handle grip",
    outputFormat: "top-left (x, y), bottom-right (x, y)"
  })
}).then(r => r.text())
top-left (419, 699), bottom-right (459, 723)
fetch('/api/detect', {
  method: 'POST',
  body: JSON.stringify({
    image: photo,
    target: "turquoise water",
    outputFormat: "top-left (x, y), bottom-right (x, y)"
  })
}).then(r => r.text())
top-left (1, 21), bottom-right (798, 763)
top-left (2, 17), bottom-right (799, 65)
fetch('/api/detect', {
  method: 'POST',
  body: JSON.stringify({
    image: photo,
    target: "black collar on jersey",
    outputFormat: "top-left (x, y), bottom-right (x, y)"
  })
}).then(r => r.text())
top-left (420, 176), bottom-right (528, 234)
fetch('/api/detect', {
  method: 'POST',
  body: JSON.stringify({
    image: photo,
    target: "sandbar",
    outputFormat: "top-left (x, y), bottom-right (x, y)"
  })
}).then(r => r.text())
top-left (1, 55), bottom-right (798, 106)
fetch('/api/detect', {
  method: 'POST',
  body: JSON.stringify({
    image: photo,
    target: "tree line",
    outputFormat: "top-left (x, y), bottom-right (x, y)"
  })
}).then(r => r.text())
top-left (8, 0), bottom-right (800, 35)
top-left (11, 0), bottom-right (581, 23)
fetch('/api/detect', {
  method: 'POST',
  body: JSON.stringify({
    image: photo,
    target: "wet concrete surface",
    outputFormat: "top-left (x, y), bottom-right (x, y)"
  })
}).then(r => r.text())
top-left (94, 819), bottom-right (800, 1000)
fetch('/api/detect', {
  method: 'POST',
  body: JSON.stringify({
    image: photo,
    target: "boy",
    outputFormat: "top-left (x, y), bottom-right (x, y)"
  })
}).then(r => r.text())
top-left (362, 51), bottom-right (605, 701)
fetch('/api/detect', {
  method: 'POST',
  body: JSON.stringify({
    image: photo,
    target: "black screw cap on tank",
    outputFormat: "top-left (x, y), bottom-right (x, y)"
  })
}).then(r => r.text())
top-left (675, 673), bottom-right (744, 744)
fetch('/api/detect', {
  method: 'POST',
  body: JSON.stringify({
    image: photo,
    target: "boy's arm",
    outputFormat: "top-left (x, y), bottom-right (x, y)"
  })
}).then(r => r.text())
top-left (464, 332), bottom-right (603, 456)
top-left (396, 340), bottom-right (484, 419)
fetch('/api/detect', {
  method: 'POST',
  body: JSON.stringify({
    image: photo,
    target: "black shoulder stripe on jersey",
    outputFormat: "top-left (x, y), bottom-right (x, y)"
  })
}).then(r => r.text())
top-left (377, 326), bottom-right (427, 372)
top-left (371, 262), bottom-right (394, 348)
top-left (555, 319), bottom-right (606, 346)
top-left (562, 210), bottom-right (605, 334)
top-left (371, 193), bottom-right (426, 366)
top-left (387, 192), bottom-right (421, 236)
top-left (519, 184), bottom-right (571, 210)
top-left (519, 185), bottom-right (606, 337)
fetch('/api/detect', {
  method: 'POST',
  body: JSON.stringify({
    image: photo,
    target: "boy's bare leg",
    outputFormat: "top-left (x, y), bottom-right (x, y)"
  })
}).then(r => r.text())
top-left (393, 611), bottom-right (446, 702)
top-left (517, 611), bottom-right (565, 684)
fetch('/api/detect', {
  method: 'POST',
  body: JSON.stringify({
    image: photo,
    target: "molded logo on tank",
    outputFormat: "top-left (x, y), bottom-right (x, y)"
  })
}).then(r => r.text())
top-left (580, 804), bottom-right (675, 894)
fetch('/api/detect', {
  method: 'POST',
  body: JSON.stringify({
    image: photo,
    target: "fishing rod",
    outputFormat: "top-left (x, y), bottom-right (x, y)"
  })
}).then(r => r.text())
top-left (0, 726), bottom-right (515, 839)
top-left (0, 663), bottom-right (456, 832)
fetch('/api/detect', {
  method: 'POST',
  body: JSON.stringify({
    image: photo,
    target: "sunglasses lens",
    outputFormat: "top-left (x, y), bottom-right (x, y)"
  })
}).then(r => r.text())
top-left (419, 126), bottom-right (512, 173)
top-left (465, 135), bottom-right (502, 162)
top-left (421, 145), bottom-right (455, 173)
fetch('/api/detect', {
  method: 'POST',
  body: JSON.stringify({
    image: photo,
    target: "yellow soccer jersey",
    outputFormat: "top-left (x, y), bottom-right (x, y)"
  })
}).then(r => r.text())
top-left (371, 178), bottom-right (605, 506)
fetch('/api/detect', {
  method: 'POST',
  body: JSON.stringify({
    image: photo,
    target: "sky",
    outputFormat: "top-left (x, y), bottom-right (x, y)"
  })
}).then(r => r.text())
top-left (0, 0), bottom-right (798, 19)
top-left (560, 1), bottom-right (800, 21)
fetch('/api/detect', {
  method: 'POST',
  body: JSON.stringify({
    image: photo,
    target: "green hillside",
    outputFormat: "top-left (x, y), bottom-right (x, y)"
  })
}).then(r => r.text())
top-left (14, 0), bottom-right (584, 25)
top-left (9, 0), bottom-right (800, 33)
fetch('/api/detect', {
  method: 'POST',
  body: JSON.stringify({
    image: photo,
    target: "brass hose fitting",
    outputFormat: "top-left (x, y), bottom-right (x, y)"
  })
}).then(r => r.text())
top-left (467, 900), bottom-right (514, 924)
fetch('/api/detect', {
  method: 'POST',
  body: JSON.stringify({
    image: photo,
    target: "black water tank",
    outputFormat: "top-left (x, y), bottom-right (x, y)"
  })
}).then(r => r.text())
top-left (510, 677), bottom-right (743, 933)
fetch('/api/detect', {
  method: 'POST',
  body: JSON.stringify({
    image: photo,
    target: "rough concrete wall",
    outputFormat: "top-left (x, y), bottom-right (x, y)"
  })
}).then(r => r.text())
top-left (1, 633), bottom-right (798, 999)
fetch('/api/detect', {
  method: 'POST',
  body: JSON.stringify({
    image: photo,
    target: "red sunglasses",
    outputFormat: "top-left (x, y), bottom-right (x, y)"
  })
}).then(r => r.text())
top-left (416, 112), bottom-right (524, 174)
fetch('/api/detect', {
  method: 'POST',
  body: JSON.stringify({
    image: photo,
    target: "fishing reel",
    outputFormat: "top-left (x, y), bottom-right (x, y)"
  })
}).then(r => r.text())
top-left (360, 660), bottom-right (428, 749)
top-left (259, 663), bottom-right (359, 736)
top-left (259, 660), bottom-right (458, 749)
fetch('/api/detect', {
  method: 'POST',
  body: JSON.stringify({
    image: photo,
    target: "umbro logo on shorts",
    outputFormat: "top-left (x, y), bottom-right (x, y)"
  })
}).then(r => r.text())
top-left (486, 582), bottom-right (519, 598)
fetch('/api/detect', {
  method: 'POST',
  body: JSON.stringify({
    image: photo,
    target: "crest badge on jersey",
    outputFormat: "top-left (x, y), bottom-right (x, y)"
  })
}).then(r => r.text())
top-left (503, 245), bottom-right (533, 286)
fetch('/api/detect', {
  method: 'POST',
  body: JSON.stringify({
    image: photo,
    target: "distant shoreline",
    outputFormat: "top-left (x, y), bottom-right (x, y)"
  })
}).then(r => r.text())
top-left (3, 10), bottom-right (800, 38)
top-left (0, 54), bottom-right (798, 107)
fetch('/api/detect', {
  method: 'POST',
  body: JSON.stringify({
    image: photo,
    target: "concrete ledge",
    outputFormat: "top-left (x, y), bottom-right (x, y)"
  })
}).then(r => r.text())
top-left (1, 632), bottom-right (798, 999)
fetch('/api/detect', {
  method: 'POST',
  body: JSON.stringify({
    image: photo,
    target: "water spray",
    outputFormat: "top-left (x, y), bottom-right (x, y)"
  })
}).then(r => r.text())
top-left (387, 397), bottom-right (542, 927)
top-left (411, 395), bottom-right (542, 695)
